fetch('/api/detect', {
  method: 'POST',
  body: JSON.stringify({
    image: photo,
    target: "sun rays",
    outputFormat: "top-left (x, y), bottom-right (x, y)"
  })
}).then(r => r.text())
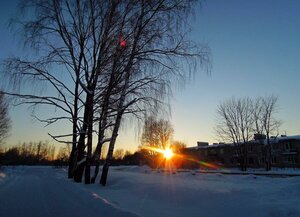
top-left (140, 145), bottom-right (221, 171)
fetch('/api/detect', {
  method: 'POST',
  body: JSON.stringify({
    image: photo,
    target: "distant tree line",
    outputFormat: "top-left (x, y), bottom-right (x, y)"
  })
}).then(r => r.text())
top-left (0, 141), bottom-right (167, 168)
top-left (0, 141), bottom-right (67, 166)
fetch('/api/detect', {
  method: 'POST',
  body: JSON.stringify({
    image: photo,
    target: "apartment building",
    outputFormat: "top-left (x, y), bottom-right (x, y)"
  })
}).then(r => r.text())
top-left (182, 135), bottom-right (300, 169)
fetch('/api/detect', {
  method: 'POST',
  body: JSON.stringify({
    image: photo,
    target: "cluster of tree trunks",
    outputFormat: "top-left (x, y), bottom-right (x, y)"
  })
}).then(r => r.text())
top-left (1, 0), bottom-right (209, 185)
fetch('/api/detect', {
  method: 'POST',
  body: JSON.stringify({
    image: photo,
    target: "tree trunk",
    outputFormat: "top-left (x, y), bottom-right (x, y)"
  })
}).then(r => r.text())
top-left (100, 162), bottom-right (110, 186)
top-left (265, 135), bottom-right (272, 171)
top-left (68, 111), bottom-right (79, 178)
top-left (91, 124), bottom-right (105, 183)
top-left (91, 101), bottom-right (109, 183)
top-left (100, 71), bottom-right (130, 186)
top-left (100, 111), bottom-right (122, 186)
top-left (84, 92), bottom-right (94, 184)
top-left (91, 160), bottom-right (100, 183)
top-left (266, 145), bottom-right (272, 171)
top-left (68, 149), bottom-right (75, 178)
top-left (73, 93), bottom-right (92, 183)
top-left (68, 77), bottom-right (79, 178)
top-left (242, 145), bottom-right (248, 171)
top-left (91, 39), bottom-right (122, 184)
top-left (84, 161), bottom-right (91, 184)
top-left (100, 12), bottom-right (143, 185)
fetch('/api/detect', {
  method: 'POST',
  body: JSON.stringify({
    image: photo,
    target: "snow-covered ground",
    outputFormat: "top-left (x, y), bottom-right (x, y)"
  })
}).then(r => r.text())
top-left (1, 166), bottom-right (300, 217)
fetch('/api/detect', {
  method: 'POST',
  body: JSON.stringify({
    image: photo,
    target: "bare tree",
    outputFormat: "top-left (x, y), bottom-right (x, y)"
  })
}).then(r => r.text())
top-left (252, 97), bottom-right (265, 135)
top-left (56, 145), bottom-right (71, 162)
top-left (258, 95), bottom-right (280, 171)
top-left (98, 0), bottom-right (210, 186)
top-left (1, 0), bottom-right (122, 183)
top-left (139, 116), bottom-right (174, 167)
top-left (0, 92), bottom-right (11, 145)
top-left (113, 149), bottom-right (125, 160)
top-left (171, 141), bottom-right (187, 153)
top-left (216, 97), bottom-right (254, 171)
top-left (2, 0), bottom-right (210, 186)
top-left (216, 96), bottom-right (280, 171)
top-left (216, 97), bottom-right (254, 143)
top-left (1, 0), bottom-right (91, 179)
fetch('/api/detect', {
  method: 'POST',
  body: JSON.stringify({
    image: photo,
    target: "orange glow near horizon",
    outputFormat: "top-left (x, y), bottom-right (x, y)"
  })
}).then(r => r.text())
top-left (141, 145), bottom-right (222, 170)
top-left (142, 146), bottom-right (171, 156)
top-left (186, 156), bottom-right (220, 170)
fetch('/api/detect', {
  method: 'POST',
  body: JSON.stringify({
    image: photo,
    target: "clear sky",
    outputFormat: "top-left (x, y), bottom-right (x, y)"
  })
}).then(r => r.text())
top-left (1, 0), bottom-right (300, 151)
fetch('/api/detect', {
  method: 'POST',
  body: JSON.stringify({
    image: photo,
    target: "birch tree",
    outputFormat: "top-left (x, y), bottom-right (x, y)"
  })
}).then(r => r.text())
top-left (1, 0), bottom-right (121, 183)
top-left (1, 0), bottom-right (94, 179)
top-left (98, 0), bottom-right (210, 186)
top-left (1, 0), bottom-right (210, 185)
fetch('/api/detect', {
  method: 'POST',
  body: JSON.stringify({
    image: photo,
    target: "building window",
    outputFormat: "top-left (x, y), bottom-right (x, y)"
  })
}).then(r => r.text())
top-left (285, 143), bottom-right (291, 150)
top-left (210, 149), bottom-right (216, 155)
top-left (219, 149), bottom-right (224, 155)
top-left (287, 156), bottom-right (297, 163)
top-left (258, 159), bottom-right (262, 165)
top-left (248, 145), bottom-right (253, 152)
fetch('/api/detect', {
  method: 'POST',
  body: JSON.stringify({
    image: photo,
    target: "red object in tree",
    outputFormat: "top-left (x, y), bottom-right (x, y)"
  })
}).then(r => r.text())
top-left (120, 39), bottom-right (126, 47)
top-left (118, 35), bottom-right (126, 47)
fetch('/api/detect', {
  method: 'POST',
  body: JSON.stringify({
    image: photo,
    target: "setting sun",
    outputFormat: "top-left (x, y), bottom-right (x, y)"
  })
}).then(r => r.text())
top-left (163, 148), bottom-right (174, 160)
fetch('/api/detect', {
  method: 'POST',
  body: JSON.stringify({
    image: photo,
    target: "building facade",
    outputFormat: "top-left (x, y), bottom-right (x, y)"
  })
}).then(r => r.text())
top-left (182, 135), bottom-right (300, 169)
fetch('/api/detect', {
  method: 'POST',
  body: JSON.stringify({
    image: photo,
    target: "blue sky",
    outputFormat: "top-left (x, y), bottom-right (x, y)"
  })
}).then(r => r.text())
top-left (171, 0), bottom-right (300, 145)
top-left (1, 0), bottom-right (300, 151)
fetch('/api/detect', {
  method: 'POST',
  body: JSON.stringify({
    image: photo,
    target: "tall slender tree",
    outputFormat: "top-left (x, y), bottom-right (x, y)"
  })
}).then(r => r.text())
top-left (99, 0), bottom-right (210, 185)
top-left (0, 92), bottom-right (11, 145)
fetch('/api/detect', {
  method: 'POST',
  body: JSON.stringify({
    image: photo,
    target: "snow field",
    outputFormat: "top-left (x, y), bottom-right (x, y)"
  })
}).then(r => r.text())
top-left (1, 166), bottom-right (300, 217)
